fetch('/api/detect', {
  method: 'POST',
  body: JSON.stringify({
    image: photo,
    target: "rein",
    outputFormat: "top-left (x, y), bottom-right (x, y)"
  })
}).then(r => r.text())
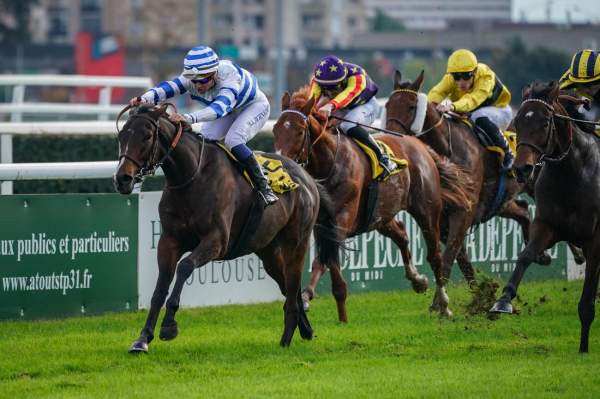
top-left (280, 109), bottom-right (340, 182)
top-left (517, 98), bottom-right (573, 165)
top-left (116, 104), bottom-right (193, 186)
top-left (386, 88), bottom-right (453, 156)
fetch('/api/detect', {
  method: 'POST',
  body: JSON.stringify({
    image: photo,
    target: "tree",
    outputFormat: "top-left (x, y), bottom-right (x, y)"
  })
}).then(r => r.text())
top-left (0, 0), bottom-right (38, 44)
top-left (491, 37), bottom-right (570, 102)
top-left (370, 9), bottom-right (405, 33)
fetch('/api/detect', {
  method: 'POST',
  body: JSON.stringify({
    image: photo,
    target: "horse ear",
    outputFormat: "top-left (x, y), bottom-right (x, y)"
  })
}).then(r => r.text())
top-left (548, 81), bottom-right (560, 102)
top-left (149, 103), bottom-right (168, 119)
top-left (413, 69), bottom-right (425, 91)
top-left (522, 83), bottom-right (532, 100)
top-left (302, 94), bottom-right (316, 116)
top-left (393, 70), bottom-right (402, 90)
top-left (281, 91), bottom-right (291, 110)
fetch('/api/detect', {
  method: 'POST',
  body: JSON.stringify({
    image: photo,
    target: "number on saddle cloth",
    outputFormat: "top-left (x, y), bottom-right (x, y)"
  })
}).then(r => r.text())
top-left (351, 138), bottom-right (408, 181)
top-left (215, 142), bottom-right (299, 193)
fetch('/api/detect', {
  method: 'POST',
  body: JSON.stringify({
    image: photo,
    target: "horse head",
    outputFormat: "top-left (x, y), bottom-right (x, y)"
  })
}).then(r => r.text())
top-left (114, 103), bottom-right (170, 194)
top-left (385, 69), bottom-right (436, 136)
top-left (272, 87), bottom-right (322, 165)
top-left (514, 81), bottom-right (571, 183)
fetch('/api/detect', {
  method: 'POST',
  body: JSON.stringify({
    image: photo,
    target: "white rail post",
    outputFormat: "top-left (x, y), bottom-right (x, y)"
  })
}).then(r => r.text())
top-left (98, 86), bottom-right (112, 121)
top-left (1, 84), bottom-right (24, 194)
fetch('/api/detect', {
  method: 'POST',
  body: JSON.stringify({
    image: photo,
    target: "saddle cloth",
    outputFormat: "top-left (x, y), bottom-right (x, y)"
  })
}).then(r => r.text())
top-left (352, 139), bottom-right (408, 181)
top-left (216, 143), bottom-right (299, 194)
top-left (459, 119), bottom-right (516, 165)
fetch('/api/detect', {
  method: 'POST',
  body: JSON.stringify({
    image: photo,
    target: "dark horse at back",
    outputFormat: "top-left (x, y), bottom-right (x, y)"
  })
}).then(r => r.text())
top-left (114, 104), bottom-right (341, 351)
top-left (491, 81), bottom-right (600, 352)
top-left (386, 70), bottom-right (554, 284)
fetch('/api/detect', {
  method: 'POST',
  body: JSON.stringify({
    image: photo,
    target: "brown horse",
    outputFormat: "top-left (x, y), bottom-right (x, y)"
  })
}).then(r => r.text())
top-left (385, 70), bottom-right (553, 284)
top-left (272, 87), bottom-right (472, 319)
top-left (491, 81), bottom-right (600, 352)
top-left (114, 104), bottom-right (341, 350)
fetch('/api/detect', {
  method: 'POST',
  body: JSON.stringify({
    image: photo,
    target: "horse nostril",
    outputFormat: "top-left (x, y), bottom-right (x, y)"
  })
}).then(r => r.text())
top-left (515, 164), bottom-right (534, 182)
top-left (117, 173), bottom-right (133, 186)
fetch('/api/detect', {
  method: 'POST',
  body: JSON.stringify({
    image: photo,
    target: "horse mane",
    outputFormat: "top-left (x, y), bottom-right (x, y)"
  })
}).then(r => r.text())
top-left (290, 85), bottom-right (327, 124)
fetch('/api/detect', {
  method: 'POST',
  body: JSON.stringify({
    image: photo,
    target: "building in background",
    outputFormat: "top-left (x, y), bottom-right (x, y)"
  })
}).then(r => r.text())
top-left (365, 0), bottom-right (511, 30)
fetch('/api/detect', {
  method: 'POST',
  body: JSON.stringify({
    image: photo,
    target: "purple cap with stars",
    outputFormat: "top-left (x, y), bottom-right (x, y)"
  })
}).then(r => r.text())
top-left (313, 55), bottom-right (348, 86)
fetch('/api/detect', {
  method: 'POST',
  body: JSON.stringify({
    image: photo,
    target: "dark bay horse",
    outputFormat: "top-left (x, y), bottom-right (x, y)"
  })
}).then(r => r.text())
top-left (114, 104), bottom-right (340, 350)
top-left (385, 70), bottom-right (553, 284)
top-left (273, 87), bottom-right (472, 319)
top-left (491, 81), bottom-right (600, 352)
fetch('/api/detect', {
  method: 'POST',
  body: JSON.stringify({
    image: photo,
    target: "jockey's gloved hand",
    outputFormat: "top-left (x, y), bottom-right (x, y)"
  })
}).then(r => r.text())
top-left (319, 103), bottom-right (334, 118)
top-left (168, 113), bottom-right (188, 124)
top-left (129, 96), bottom-right (146, 107)
top-left (436, 99), bottom-right (454, 113)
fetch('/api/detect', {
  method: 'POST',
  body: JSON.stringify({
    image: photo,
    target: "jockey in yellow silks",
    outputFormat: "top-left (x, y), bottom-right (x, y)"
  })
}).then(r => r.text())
top-left (428, 49), bottom-right (513, 171)
top-left (309, 55), bottom-right (397, 177)
top-left (559, 49), bottom-right (600, 124)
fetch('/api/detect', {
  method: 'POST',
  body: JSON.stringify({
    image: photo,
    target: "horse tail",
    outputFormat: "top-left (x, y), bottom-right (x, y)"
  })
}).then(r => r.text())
top-left (427, 147), bottom-right (474, 212)
top-left (314, 182), bottom-right (342, 267)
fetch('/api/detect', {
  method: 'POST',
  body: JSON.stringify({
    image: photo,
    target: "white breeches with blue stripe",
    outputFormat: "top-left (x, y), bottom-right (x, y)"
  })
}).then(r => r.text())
top-left (201, 91), bottom-right (270, 148)
top-left (336, 97), bottom-right (380, 133)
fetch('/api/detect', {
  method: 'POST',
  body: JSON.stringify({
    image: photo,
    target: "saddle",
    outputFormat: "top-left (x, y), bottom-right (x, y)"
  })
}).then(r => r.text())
top-left (454, 117), bottom-right (516, 167)
top-left (215, 142), bottom-right (299, 194)
top-left (352, 138), bottom-right (408, 181)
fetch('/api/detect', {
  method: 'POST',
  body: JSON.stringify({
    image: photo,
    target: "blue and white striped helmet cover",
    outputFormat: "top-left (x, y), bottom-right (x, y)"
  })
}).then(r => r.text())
top-left (182, 46), bottom-right (219, 77)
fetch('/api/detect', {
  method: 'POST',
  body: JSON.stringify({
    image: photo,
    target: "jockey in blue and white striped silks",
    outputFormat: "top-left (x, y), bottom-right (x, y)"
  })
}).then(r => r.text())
top-left (132, 45), bottom-right (278, 206)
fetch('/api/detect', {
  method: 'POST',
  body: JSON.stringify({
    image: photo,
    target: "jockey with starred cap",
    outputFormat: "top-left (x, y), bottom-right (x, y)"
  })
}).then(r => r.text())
top-left (129, 46), bottom-right (278, 206)
top-left (309, 55), bottom-right (397, 178)
top-left (428, 49), bottom-right (513, 171)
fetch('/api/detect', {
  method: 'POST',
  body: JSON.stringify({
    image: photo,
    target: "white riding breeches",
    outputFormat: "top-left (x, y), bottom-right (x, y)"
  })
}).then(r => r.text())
top-left (470, 105), bottom-right (513, 131)
top-left (201, 91), bottom-right (271, 148)
top-left (336, 97), bottom-right (380, 133)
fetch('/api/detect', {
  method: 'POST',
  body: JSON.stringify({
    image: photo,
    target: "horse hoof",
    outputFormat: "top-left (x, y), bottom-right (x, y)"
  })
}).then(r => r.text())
top-left (129, 340), bottom-right (148, 354)
top-left (440, 308), bottom-right (453, 318)
top-left (411, 275), bottom-right (429, 293)
top-left (279, 337), bottom-right (292, 347)
top-left (490, 300), bottom-right (513, 314)
top-left (159, 323), bottom-right (179, 341)
top-left (574, 255), bottom-right (586, 265)
top-left (301, 293), bottom-right (311, 312)
top-left (535, 253), bottom-right (552, 266)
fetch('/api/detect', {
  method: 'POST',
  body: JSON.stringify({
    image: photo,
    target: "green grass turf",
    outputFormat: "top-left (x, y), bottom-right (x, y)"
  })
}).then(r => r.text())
top-left (1, 279), bottom-right (598, 398)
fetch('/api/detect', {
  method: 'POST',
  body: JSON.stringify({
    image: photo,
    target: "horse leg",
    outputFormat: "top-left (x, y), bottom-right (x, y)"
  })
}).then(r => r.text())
top-left (491, 219), bottom-right (556, 313)
top-left (500, 198), bottom-right (552, 265)
top-left (129, 235), bottom-right (181, 353)
top-left (456, 245), bottom-right (476, 285)
top-left (409, 206), bottom-right (449, 316)
top-left (578, 245), bottom-right (600, 353)
top-left (258, 243), bottom-right (313, 344)
top-left (569, 243), bottom-right (586, 265)
top-left (301, 257), bottom-right (326, 312)
top-left (378, 219), bottom-right (428, 293)
top-left (160, 239), bottom-right (221, 341)
top-left (329, 262), bottom-right (348, 323)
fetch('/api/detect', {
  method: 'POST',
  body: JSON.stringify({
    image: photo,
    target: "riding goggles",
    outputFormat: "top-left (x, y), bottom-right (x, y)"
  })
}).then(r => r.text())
top-left (192, 73), bottom-right (216, 84)
top-left (451, 71), bottom-right (474, 81)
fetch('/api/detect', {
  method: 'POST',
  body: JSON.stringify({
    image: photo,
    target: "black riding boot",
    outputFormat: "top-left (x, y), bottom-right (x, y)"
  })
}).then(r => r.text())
top-left (347, 126), bottom-right (397, 177)
top-left (241, 154), bottom-right (279, 206)
top-left (475, 116), bottom-right (514, 171)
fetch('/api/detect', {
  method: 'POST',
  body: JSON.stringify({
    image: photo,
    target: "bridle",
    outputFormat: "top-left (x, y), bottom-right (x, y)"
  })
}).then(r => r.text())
top-left (386, 88), bottom-right (446, 137)
top-left (516, 98), bottom-right (573, 165)
top-left (279, 108), bottom-right (340, 182)
top-left (116, 104), bottom-right (191, 186)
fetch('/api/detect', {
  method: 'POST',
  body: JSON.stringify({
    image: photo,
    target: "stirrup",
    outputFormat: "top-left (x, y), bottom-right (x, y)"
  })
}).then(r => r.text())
top-left (257, 189), bottom-right (279, 206)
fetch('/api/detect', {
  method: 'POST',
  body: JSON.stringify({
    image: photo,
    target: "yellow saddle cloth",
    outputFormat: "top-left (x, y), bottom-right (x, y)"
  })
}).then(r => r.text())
top-left (216, 143), bottom-right (299, 194)
top-left (352, 138), bottom-right (408, 181)
top-left (460, 119), bottom-right (516, 165)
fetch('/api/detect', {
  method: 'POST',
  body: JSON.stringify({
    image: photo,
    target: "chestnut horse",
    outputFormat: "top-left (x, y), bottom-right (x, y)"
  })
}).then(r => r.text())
top-left (385, 70), bottom-right (553, 284)
top-left (491, 81), bottom-right (600, 352)
top-left (114, 104), bottom-right (341, 350)
top-left (273, 87), bottom-right (472, 319)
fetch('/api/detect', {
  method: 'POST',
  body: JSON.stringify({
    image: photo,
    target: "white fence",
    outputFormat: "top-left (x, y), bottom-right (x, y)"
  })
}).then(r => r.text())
top-left (0, 74), bottom-right (152, 193)
top-left (0, 74), bottom-right (388, 187)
